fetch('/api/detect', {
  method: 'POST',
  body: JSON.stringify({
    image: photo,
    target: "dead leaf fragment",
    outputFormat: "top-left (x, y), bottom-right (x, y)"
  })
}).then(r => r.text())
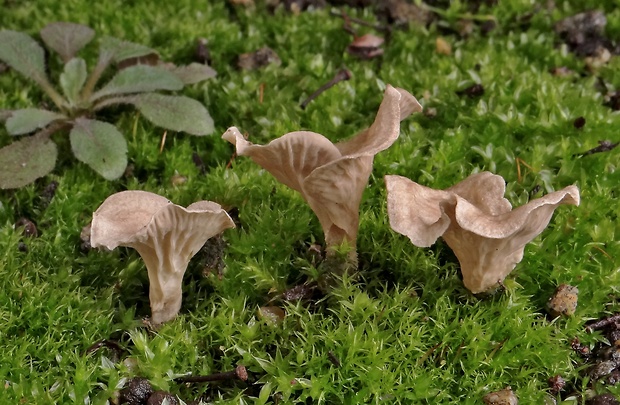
top-left (238, 47), bottom-right (281, 70)
top-left (435, 37), bottom-right (451, 55)
top-left (282, 283), bottom-right (317, 302)
top-left (483, 387), bottom-right (518, 405)
top-left (550, 66), bottom-right (575, 77)
top-left (380, 0), bottom-right (433, 26)
top-left (258, 306), bottom-right (285, 325)
top-left (547, 284), bottom-right (579, 317)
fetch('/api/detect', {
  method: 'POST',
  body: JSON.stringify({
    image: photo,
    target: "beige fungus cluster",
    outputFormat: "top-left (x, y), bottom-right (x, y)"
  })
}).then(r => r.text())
top-left (90, 84), bottom-right (580, 324)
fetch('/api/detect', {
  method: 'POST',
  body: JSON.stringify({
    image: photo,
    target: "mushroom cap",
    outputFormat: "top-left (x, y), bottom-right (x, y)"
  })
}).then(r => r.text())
top-left (349, 33), bottom-right (385, 49)
top-left (91, 190), bottom-right (172, 250)
top-left (454, 184), bottom-right (580, 239)
top-left (91, 190), bottom-right (236, 324)
top-left (385, 174), bottom-right (454, 247)
top-left (385, 172), bottom-right (580, 293)
top-left (223, 85), bottom-right (421, 247)
top-left (91, 190), bottom-right (235, 253)
top-left (335, 85), bottom-right (422, 157)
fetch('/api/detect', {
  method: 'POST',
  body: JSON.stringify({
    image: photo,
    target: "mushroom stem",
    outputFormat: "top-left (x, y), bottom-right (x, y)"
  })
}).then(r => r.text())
top-left (136, 244), bottom-right (186, 324)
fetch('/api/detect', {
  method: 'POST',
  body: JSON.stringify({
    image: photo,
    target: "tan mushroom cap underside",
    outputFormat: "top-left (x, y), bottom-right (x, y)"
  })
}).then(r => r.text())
top-left (386, 172), bottom-right (580, 294)
top-left (223, 85), bottom-right (421, 251)
top-left (91, 190), bottom-right (235, 324)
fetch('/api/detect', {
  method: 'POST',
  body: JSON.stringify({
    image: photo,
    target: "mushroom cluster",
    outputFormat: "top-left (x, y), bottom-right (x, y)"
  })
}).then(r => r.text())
top-left (385, 172), bottom-right (580, 294)
top-left (223, 85), bottom-right (422, 272)
top-left (88, 84), bottom-right (582, 325)
top-left (90, 190), bottom-right (235, 324)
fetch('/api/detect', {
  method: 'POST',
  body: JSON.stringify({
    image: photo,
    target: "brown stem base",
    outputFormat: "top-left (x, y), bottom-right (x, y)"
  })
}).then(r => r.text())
top-left (317, 247), bottom-right (358, 292)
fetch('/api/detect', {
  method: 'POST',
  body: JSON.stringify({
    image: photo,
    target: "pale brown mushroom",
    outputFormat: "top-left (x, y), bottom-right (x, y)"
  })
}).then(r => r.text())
top-left (90, 190), bottom-right (235, 324)
top-left (385, 172), bottom-right (580, 294)
top-left (223, 85), bottom-right (421, 270)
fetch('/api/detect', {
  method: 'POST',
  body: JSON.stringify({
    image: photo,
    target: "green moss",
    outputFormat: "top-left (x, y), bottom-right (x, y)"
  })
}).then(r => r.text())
top-left (1, 0), bottom-right (619, 403)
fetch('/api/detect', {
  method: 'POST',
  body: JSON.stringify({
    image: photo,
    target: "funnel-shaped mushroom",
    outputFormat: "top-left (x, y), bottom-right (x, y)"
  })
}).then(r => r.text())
top-left (223, 85), bottom-right (421, 266)
top-left (385, 172), bottom-right (580, 293)
top-left (91, 190), bottom-right (235, 324)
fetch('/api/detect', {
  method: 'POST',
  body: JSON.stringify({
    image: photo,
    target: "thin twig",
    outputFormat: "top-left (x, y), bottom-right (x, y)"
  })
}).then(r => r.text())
top-left (574, 140), bottom-right (619, 157)
top-left (515, 157), bottom-right (534, 183)
top-left (329, 10), bottom-right (389, 32)
top-left (174, 365), bottom-right (248, 383)
top-left (159, 131), bottom-right (167, 154)
top-left (586, 314), bottom-right (620, 333)
top-left (300, 69), bottom-right (352, 110)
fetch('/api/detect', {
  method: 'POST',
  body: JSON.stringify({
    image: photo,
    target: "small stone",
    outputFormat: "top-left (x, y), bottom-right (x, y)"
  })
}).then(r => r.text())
top-left (170, 172), bottom-right (187, 187)
top-left (573, 117), bottom-right (586, 129)
top-left (548, 374), bottom-right (566, 395)
top-left (608, 369), bottom-right (620, 385)
top-left (237, 47), bottom-right (281, 70)
top-left (585, 46), bottom-right (611, 70)
top-left (282, 283), bottom-right (317, 302)
top-left (555, 11), bottom-right (607, 47)
top-left (380, 0), bottom-right (433, 26)
top-left (146, 391), bottom-right (179, 405)
top-left (589, 361), bottom-right (617, 381)
top-left (547, 284), bottom-right (579, 317)
top-left (15, 218), bottom-right (38, 238)
top-left (586, 393), bottom-right (619, 405)
top-left (483, 386), bottom-right (518, 405)
top-left (119, 377), bottom-right (153, 405)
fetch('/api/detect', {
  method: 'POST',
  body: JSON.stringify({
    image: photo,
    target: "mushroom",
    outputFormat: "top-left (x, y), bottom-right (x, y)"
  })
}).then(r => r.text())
top-left (385, 172), bottom-right (580, 294)
top-left (90, 190), bottom-right (235, 324)
top-left (347, 34), bottom-right (385, 59)
top-left (223, 85), bottom-right (421, 271)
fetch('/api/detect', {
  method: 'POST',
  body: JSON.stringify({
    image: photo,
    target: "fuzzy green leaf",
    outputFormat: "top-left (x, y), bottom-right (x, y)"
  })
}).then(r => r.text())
top-left (131, 93), bottom-right (214, 135)
top-left (40, 22), bottom-right (95, 63)
top-left (60, 58), bottom-right (87, 105)
top-left (169, 63), bottom-right (217, 85)
top-left (0, 30), bottom-right (47, 83)
top-left (0, 133), bottom-right (57, 189)
top-left (70, 118), bottom-right (128, 180)
top-left (100, 36), bottom-right (158, 64)
top-left (91, 65), bottom-right (184, 101)
top-left (5, 109), bottom-right (67, 136)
